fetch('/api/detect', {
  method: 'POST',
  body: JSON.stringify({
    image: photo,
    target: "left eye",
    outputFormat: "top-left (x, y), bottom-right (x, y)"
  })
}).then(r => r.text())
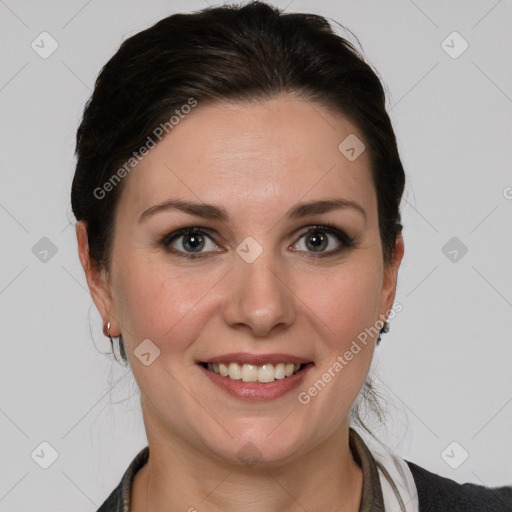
top-left (290, 226), bottom-right (352, 255)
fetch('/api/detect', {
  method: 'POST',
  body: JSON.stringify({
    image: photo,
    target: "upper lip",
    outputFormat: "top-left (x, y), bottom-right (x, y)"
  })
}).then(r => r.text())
top-left (199, 352), bottom-right (312, 366)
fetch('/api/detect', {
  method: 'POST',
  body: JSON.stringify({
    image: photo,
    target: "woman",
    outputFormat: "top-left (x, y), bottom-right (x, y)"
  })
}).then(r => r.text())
top-left (71, 2), bottom-right (511, 510)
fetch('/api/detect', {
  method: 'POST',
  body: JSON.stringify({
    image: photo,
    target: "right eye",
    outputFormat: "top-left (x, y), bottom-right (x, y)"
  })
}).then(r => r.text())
top-left (161, 227), bottom-right (222, 258)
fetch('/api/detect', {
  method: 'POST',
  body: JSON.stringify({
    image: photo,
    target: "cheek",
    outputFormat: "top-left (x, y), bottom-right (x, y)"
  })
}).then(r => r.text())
top-left (112, 256), bottom-right (221, 352)
top-left (301, 262), bottom-right (383, 345)
top-left (297, 268), bottom-right (381, 408)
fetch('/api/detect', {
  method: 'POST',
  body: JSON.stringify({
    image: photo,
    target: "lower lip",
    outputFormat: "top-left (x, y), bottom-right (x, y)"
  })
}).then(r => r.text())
top-left (198, 364), bottom-right (313, 401)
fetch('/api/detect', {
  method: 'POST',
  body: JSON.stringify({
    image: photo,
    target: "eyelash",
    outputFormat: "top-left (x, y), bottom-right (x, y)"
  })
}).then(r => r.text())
top-left (160, 223), bottom-right (356, 260)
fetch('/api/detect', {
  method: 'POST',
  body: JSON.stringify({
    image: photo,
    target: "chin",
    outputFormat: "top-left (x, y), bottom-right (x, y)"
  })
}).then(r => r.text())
top-left (201, 421), bottom-right (315, 468)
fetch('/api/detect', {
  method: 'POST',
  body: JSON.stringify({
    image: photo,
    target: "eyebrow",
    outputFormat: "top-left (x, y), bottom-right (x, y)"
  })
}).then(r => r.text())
top-left (139, 197), bottom-right (367, 223)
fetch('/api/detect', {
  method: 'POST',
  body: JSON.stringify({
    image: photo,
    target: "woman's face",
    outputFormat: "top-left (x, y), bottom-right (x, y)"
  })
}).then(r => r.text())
top-left (80, 93), bottom-right (403, 465)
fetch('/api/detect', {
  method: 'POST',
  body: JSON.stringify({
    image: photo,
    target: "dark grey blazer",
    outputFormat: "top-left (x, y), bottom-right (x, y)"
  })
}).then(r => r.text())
top-left (406, 460), bottom-right (512, 511)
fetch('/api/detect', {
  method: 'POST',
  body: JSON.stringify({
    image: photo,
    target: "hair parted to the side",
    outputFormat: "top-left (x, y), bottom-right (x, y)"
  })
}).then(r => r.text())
top-left (71, 0), bottom-right (405, 437)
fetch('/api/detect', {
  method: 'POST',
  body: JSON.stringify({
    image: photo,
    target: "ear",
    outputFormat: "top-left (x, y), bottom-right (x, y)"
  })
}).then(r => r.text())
top-left (379, 232), bottom-right (404, 319)
top-left (76, 221), bottom-right (120, 335)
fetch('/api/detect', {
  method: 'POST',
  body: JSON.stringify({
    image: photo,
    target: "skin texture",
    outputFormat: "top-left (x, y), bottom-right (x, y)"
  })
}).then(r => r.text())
top-left (77, 93), bottom-right (404, 512)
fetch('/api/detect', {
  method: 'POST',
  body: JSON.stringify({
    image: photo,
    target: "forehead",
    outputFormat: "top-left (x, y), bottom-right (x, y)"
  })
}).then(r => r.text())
top-left (117, 94), bottom-right (376, 221)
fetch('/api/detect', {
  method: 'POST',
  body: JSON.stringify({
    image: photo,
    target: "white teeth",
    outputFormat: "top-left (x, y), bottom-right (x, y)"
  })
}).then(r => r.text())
top-left (285, 363), bottom-right (295, 377)
top-left (241, 364), bottom-right (258, 382)
top-left (228, 362), bottom-right (242, 380)
top-left (258, 364), bottom-right (275, 383)
top-left (205, 361), bottom-right (304, 383)
top-left (274, 363), bottom-right (285, 379)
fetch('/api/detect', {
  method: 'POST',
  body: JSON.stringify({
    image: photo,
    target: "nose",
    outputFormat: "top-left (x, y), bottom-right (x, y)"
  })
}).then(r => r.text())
top-left (221, 247), bottom-right (296, 337)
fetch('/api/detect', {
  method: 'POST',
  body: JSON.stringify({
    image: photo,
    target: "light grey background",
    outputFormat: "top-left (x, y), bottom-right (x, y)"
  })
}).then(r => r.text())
top-left (0, 0), bottom-right (511, 510)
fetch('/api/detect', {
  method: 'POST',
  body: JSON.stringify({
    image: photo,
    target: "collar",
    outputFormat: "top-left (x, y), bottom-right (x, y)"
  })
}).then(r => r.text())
top-left (349, 427), bottom-right (386, 511)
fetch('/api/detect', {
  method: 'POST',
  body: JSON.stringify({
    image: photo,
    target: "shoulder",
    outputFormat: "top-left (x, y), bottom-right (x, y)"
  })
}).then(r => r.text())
top-left (405, 460), bottom-right (512, 512)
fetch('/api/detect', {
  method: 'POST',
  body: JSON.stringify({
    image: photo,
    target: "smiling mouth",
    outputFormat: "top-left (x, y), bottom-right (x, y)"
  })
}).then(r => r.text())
top-left (200, 362), bottom-right (311, 384)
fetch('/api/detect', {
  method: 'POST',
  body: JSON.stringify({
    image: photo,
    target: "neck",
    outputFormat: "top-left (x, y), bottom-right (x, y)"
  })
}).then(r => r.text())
top-left (131, 402), bottom-right (363, 512)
